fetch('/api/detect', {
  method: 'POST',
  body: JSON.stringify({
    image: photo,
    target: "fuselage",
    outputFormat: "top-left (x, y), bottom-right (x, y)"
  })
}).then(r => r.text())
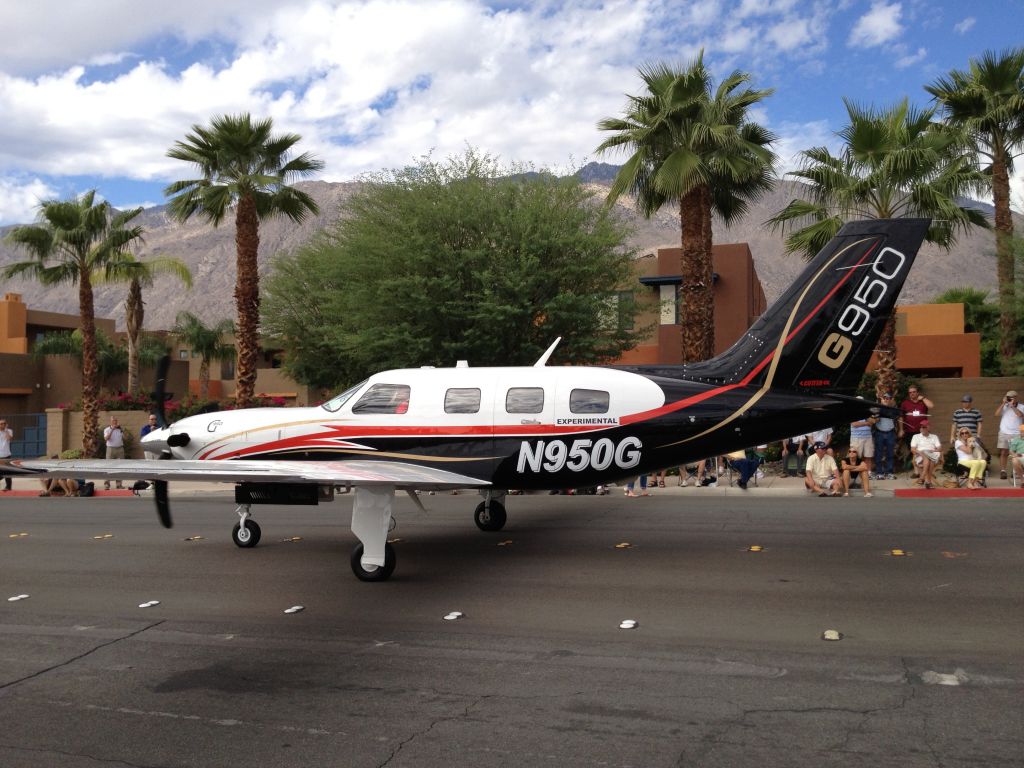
top-left (143, 365), bottom-right (869, 490)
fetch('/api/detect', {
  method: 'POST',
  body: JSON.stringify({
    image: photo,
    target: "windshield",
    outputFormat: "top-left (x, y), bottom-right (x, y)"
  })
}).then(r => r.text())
top-left (321, 379), bottom-right (368, 413)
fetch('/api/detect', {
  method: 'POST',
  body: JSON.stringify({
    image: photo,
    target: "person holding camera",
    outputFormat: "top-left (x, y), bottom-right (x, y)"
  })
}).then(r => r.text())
top-left (102, 416), bottom-right (125, 490)
top-left (995, 390), bottom-right (1023, 480)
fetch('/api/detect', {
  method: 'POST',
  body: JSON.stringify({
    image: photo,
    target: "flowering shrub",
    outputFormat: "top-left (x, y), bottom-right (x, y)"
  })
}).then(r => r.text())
top-left (59, 391), bottom-right (157, 412)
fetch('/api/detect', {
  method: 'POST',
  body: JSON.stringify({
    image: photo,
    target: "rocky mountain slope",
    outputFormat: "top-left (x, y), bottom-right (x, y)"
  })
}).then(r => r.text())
top-left (0, 172), bottom-right (1008, 331)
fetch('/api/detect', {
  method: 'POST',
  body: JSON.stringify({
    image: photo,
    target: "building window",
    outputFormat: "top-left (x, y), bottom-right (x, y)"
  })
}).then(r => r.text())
top-left (220, 357), bottom-right (235, 380)
top-left (178, 350), bottom-right (188, 360)
top-left (506, 387), bottom-right (544, 414)
top-left (570, 389), bottom-right (609, 414)
top-left (445, 388), bottom-right (481, 414)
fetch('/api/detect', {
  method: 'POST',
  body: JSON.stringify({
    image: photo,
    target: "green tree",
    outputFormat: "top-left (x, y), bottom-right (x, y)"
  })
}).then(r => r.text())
top-left (164, 113), bottom-right (323, 408)
top-left (765, 98), bottom-right (989, 397)
top-left (170, 312), bottom-right (236, 400)
top-left (3, 191), bottom-right (145, 456)
top-left (596, 53), bottom-right (776, 362)
top-left (927, 48), bottom-right (1024, 372)
top-left (102, 253), bottom-right (192, 394)
top-left (32, 328), bottom-right (169, 383)
top-left (262, 150), bottom-right (642, 389)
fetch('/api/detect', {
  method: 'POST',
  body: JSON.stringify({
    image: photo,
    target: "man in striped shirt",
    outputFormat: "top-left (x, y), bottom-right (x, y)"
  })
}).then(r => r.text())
top-left (950, 394), bottom-right (983, 443)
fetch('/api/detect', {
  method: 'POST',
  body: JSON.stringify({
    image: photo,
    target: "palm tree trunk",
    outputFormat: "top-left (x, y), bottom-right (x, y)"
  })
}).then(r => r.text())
top-left (678, 187), bottom-right (715, 363)
top-left (79, 269), bottom-right (100, 458)
top-left (992, 152), bottom-right (1017, 372)
top-left (875, 310), bottom-right (899, 399)
top-left (125, 278), bottom-right (143, 395)
top-left (199, 359), bottom-right (210, 401)
top-left (234, 193), bottom-right (260, 408)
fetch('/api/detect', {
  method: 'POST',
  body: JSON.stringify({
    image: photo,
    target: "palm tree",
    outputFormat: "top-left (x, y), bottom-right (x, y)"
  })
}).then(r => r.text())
top-left (3, 192), bottom-right (145, 456)
top-left (926, 48), bottom-right (1024, 372)
top-left (164, 113), bottom-right (324, 407)
top-left (766, 98), bottom-right (989, 397)
top-left (102, 253), bottom-right (192, 394)
top-left (597, 53), bottom-right (776, 362)
top-left (171, 312), bottom-right (236, 400)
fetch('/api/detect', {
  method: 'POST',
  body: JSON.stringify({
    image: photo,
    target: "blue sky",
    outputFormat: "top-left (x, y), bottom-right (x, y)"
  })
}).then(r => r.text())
top-left (0, 0), bottom-right (1021, 225)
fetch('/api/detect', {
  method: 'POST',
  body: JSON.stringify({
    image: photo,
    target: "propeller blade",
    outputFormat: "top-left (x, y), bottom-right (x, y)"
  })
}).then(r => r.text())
top-left (152, 355), bottom-right (171, 429)
top-left (154, 480), bottom-right (172, 528)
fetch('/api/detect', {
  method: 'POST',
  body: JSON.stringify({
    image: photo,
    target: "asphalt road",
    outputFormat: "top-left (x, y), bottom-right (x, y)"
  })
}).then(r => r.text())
top-left (0, 493), bottom-right (1022, 768)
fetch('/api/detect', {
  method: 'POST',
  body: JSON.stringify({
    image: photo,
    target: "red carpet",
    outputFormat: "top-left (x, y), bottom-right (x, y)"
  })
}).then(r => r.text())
top-left (1, 489), bottom-right (134, 498)
top-left (895, 487), bottom-right (1024, 498)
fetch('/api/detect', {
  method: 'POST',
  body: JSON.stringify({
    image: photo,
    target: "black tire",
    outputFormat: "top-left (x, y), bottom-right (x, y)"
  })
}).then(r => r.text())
top-left (474, 500), bottom-right (507, 532)
top-left (350, 542), bottom-right (396, 582)
top-left (231, 519), bottom-right (261, 548)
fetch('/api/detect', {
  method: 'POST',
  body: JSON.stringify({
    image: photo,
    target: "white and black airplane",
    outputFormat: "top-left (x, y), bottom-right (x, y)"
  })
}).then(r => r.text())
top-left (13, 218), bottom-right (931, 581)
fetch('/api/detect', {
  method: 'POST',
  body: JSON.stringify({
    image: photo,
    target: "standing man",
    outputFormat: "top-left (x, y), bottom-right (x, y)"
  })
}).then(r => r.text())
top-left (0, 418), bottom-right (12, 492)
top-left (994, 390), bottom-right (1023, 480)
top-left (140, 414), bottom-right (159, 460)
top-left (898, 385), bottom-right (933, 477)
top-left (873, 393), bottom-right (898, 480)
top-left (951, 394), bottom-right (983, 443)
top-left (849, 401), bottom-right (877, 477)
top-left (103, 416), bottom-right (125, 490)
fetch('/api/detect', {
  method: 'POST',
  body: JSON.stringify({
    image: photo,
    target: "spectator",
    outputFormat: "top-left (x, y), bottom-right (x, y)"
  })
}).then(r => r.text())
top-left (899, 385), bottom-right (933, 476)
top-left (954, 427), bottom-right (988, 490)
top-left (805, 441), bottom-right (839, 496)
top-left (910, 419), bottom-right (941, 489)
top-left (873, 392), bottom-right (898, 480)
top-left (140, 414), bottom-right (160, 460)
top-left (807, 427), bottom-right (834, 456)
top-left (625, 475), bottom-right (649, 497)
top-left (840, 447), bottom-right (873, 497)
top-left (780, 434), bottom-right (807, 477)
top-left (1009, 424), bottom-right (1024, 483)
top-left (951, 394), bottom-right (983, 443)
top-left (0, 417), bottom-right (12, 492)
top-left (649, 468), bottom-right (667, 488)
top-left (994, 390), bottom-right (1023, 480)
top-left (849, 403), bottom-right (877, 476)
top-left (103, 416), bottom-right (125, 490)
top-left (726, 447), bottom-right (763, 490)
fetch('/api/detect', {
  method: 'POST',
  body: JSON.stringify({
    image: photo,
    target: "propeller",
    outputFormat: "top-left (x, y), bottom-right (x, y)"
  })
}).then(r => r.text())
top-left (151, 355), bottom-right (172, 529)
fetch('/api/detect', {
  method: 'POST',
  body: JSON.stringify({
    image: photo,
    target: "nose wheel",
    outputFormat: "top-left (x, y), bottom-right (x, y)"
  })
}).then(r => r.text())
top-left (231, 504), bottom-right (262, 548)
top-left (350, 542), bottom-right (397, 581)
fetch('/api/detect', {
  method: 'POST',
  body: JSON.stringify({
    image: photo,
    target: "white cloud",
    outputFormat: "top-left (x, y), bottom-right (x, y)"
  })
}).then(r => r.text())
top-left (0, 177), bottom-right (57, 225)
top-left (771, 120), bottom-right (836, 173)
top-left (848, 1), bottom-right (903, 48)
top-left (953, 16), bottom-right (976, 34)
top-left (894, 46), bottom-right (926, 69)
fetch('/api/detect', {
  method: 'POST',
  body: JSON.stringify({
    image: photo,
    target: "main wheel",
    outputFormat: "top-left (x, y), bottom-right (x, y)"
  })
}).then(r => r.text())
top-left (474, 500), bottom-right (507, 532)
top-left (350, 542), bottom-right (396, 582)
top-left (231, 519), bottom-right (262, 548)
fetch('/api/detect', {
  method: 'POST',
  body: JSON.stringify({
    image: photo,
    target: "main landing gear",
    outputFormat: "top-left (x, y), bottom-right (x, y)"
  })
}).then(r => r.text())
top-left (474, 490), bottom-right (507, 532)
top-left (232, 504), bottom-right (262, 548)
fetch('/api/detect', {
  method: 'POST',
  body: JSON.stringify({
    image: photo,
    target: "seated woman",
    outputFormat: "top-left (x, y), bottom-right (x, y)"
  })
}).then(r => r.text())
top-left (954, 428), bottom-right (987, 489)
top-left (840, 448), bottom-right (873, 497)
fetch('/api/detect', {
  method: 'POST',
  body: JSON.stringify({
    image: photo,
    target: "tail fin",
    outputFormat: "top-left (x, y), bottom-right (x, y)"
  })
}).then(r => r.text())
top-left (688, 218), bottom-right (931, 393)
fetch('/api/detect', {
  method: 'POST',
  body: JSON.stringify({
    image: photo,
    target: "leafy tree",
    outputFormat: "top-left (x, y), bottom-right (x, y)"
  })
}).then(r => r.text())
top-left (596, 53), bottom-right (776, 362)
top-left (3, 192), bottom-right (145, 456)
top-left (170, 312), bottom-right (236, 400)
top-left (765, 98), bottom-right (989, 397)
top-left (164, 113), bottom-right (323, 407)
top-left (33, 329), bottom-right (170, 383)
top-left (927, 48), bottom-right (1024, 371)
top-left (262, 150), bottom-right (643, 389)
top-left (102, 253), bottom-right (192, 394)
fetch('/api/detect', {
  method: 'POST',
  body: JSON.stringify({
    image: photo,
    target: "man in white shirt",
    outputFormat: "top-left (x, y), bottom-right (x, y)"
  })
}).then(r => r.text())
top-left (103, 416), bottom-right (125, 490)
top-left (910, 419), bottom-right (942, 489)
top-left (0, 418), bottom-right (12, 491)
top-left (804, 441), bottom-right (839, 496)
top-left (994, 390), bottom-right (1023, 480)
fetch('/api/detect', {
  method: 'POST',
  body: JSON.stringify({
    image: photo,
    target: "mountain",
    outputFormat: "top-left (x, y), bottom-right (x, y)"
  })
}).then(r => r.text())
top-left (0, 171), bottom-right (1011, 331)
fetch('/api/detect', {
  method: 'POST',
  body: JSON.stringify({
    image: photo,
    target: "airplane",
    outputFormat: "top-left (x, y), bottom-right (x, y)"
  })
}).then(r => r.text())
top-left (12, 218), bottom-right (931, 582)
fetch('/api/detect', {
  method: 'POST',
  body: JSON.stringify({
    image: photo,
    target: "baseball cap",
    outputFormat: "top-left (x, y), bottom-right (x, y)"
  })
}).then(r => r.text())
top-left (812, 441), bottom-right (827, 449)
top-left (1006, 390), bottom-right (1018, 398)
top-left (882, 392), bottom-right (893, 399)
top-left (961, 394), bottom-right (972, 403)
top-left (920, 419), bottom-right (930, 427)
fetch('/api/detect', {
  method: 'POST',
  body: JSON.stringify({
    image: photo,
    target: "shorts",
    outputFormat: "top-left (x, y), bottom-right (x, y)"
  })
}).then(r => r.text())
top-left (850, 436), bottom-right (874, 458)
top-left (915, 451), bottom-right (940, 464)
top-left (810, 476), bottom-right (836, 489)
top-left (997, 432), bottom-right (1016, 450)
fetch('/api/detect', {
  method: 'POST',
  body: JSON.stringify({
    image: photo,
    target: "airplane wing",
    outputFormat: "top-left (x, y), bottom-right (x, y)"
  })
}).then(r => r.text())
top-left (13, 458), bottom-right (490, 491)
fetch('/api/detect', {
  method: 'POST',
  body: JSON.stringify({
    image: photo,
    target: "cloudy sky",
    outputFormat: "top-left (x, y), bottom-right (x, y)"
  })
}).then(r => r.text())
top-left (0, 0), bottom-right (1021, 225)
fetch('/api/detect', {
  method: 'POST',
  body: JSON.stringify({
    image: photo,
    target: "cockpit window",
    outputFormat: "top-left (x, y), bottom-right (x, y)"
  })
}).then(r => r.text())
top-left (445, 388), bottom-right (481, 414)
top-left (506, 387), bottom-right (544, 414)
top-left (321, 379), bottom-right (368, 413)
top-left (351, 383), bottom-right (412, 414)
top-left (570, 389), bottom-right (609, 414)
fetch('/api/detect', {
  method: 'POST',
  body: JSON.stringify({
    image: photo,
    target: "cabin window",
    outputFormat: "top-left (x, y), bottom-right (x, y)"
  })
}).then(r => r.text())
top-left (506, 387), bottom-right (544, 414)
top-left (445, 388), bottom-right (481, 414)
top-left (570, 388), bottom-right (610, 414)
top-left (351, 383), bottom-right (411, 414)
top-left (321, 379), bottom-right (368, 412)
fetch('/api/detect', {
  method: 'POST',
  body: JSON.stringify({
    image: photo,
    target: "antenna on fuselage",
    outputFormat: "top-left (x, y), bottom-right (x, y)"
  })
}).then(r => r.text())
top-left (533, 337), bottom-right (562, 367)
